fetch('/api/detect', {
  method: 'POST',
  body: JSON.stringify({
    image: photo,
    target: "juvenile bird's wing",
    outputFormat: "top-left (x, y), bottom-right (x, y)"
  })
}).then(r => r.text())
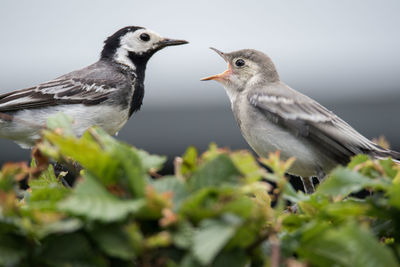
top-left (0, 62), bottom-right (129, 112)
top-left (247, 82), bottom-right (388, 164)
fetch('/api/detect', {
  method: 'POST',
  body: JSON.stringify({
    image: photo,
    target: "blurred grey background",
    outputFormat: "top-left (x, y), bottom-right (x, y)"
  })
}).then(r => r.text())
top-left (0, 0), bottom-right (399, 171)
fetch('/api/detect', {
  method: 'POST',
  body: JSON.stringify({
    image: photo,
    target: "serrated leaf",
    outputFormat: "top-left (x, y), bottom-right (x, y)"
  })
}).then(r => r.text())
top-left (40, 233), bottom-right (107, 266)
top-left (136, 148), bottom-right (166, 173)
top-left (27, 165), bottom-right (70, 210)
top-left (180, 254), bottom-right (202, 267)
top-left (151, 176), bottom-right (189, 209)
top-left (388, 182), bottom-right (400, 209)
top-left (230, 150), bottom-right (265, 182)
top-left (59, 174), bottom-right (145, 222)
top-left (379, 158), bottom-right (398, 179)
top-left (37, 218), bottom-right (83, 238)
top-left (189, 155), bottom-right (241, 191)
top-left (172, 221), bottom-right (195, 249)
top-left (0, 235), bottom-right (26, 267)
top-left (316, 167), bottom-right (389, 197)
top-left (348, 154), bottom-right (370, 169)
top-left (74, 127), bottom-right (146, 198)
top-left (282, 182), bottom-right (309, 203)
top-left (212, 249), bottom-right (248, 267)
top-left (324, 200), bottom-right (369, 218)
top-left (298, 223), bottom-right (399, 267)
top-left (90, 225), bottom-right (137, 260)
top-left (42, 127), bottom-right (146, 197)
top-left (180, 187), bottom-right (235, 221)
top-left (192, 218), bottom-right (238, 265)
top-left (181, 146), bottom-right (198, 175)
top-left (42, 130), bottom-right (119, 182)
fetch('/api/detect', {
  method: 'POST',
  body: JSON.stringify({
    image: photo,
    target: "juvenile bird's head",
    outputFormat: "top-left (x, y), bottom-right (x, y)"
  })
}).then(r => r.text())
top-left (101, 26), bottom-right (188, 71)
top-left (201, 48), bottom-right (280, 92)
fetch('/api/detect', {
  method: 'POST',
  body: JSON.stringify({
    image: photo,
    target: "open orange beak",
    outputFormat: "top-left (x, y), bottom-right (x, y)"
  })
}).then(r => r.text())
top-left (200, 68), bottom-right (231, 81)
top-left (201, 47), bottom-right (231, 82)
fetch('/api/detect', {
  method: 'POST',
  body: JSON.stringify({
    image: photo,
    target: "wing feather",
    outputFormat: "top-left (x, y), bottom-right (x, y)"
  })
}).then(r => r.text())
top-left (248, 84), bottom-right (386, 164)
top-left (0, 77), bottom-right (117, 112)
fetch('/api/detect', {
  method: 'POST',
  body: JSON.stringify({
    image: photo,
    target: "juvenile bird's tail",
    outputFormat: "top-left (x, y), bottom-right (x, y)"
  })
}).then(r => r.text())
top-left (370, 148), bottom-right (400, 164)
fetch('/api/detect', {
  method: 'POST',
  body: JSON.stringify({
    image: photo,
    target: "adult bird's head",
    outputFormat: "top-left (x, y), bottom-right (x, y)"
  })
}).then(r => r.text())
top-left (101, 26), bottom-right (188, 70)
top-left (201, 48), bottom-right (280, 90)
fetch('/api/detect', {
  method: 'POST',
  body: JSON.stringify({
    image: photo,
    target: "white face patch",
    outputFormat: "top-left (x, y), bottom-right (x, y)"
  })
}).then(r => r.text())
top-left (114, 28), bottom-right (163, 69)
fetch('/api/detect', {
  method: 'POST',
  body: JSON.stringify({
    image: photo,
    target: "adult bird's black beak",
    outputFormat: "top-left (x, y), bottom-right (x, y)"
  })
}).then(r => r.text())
top-left (157, 38), bottom-right (189, 48)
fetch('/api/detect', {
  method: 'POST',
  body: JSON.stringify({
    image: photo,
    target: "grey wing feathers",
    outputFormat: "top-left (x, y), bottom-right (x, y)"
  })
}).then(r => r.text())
top-left (0, 61), bottom-right (124, 112)
top-left (248, 83), bottom-right (393, 164)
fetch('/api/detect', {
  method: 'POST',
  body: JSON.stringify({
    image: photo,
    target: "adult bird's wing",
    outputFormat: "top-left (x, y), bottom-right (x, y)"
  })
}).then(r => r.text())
top-left (0, 62), bottom-right (127, 113)
top-left (0, 78), bottom-right (117, 112)
top-left (247, 82), bottom-right (387, 164)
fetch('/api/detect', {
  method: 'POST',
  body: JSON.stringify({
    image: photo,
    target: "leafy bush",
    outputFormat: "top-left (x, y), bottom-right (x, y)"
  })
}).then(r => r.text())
top-left (1, 114), bottom-right (400, 267)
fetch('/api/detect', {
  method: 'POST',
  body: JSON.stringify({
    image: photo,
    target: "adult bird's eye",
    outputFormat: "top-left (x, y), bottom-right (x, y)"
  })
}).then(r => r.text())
top-left (140, 33), bottom-right (150, 42)
top-left (235, 59), bottom-right (245, 67)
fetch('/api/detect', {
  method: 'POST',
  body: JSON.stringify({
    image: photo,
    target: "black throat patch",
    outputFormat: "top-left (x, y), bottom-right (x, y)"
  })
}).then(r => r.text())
top-left (127, 51), bottom-right (154, 117)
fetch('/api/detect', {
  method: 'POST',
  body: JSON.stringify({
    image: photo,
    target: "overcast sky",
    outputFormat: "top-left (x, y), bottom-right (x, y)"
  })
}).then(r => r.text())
top-left (0, 0), bottom-right (399, 108)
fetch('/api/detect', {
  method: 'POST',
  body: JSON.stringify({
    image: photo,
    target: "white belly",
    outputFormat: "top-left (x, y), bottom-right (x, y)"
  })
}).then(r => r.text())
top-left (236, 102), bottom-right (336, 177)
top-left (0, 104), bottom-right (129, 148)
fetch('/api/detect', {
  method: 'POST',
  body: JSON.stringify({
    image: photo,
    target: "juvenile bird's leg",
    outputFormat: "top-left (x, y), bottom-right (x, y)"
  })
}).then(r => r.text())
top-left (300, 177), bottom-right (315, 194)
top-left (301, 167), bottom-right (326, 194)
top-left (315, 168), bottom-right (326, 184)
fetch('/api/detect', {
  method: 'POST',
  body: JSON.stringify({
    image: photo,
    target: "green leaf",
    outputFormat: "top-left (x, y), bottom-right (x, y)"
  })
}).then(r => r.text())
top-left (42, 130), bottom-right (119, 183)
top-left (40, 233), bottom-right (107, 266)
top-left (388, 182), bottom-right (400, 209)
top-left (27, 165), bottom-right (70, 210)
top-left (172, 221), bottom-right (195, 249)
top-left (180, 187), bottom-right (235, 222)
top-left (77, 127), bottom-right (147, 198)
top-left (316, 167), bottom-right (389, 197)
top-left (0, 234), bottom-right (26, 267)
top-left (212, 250), bottom-right (248, 267)
top-left (37, 218), bottom-right (83, 239)
top-left (324, 199), bottom-right (369, 218)
top-left (180, 254), bottom-right (202, 267)
top-left (230, 150), bottom-right (265, 182)
top-left (136, 148), bottom-right (166, 173)
top-left (181, 146), bottom-right (198, 175)
top-left (189, 155), bottom-right (241, 191)
top-left (151, 176), bottom-right (189, 209)
top-left (202, 143), bottom-right (222, 162)
top-left (282, 182), bottom-right (309, 203)
top-left (90, 224), bottom-right (137, 260)
top-left (59, 173), bottom-right (145, 222)
top-left (347, 154), bottom-right (370, 169)
top-left (192, 217), bottom-right (239, 265)
top-left (297, 223), bottom-right (399, 267)
top-left (0, 164), bottom-right (22, 192)
top-left (42, 127), bottom-right (146, 197)
top-left (379, 158), bottom-right (398, 179)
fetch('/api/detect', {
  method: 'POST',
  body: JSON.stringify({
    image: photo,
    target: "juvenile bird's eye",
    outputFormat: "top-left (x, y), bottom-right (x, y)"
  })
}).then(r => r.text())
top-left (140, 33), bottom-right (150, 42)
top-left (235, 59), bottom-right (245, 67)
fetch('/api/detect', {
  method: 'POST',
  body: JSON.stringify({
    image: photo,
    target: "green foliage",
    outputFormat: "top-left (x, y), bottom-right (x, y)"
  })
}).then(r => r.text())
top-left (0, 114), bottom-right (400, 266)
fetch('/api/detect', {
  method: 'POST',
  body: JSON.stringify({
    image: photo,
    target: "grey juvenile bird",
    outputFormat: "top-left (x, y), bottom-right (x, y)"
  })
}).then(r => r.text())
top-left (202, 48), bottom-right (400, 193)
top-left (0, 26), bottom-right (188, 147)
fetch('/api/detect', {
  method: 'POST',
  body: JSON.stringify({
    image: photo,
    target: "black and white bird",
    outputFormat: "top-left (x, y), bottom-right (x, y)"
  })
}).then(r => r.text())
top-left (202, 48), bottom-right (400, 193)
top-left (0, 26), bottom-right (188, 148)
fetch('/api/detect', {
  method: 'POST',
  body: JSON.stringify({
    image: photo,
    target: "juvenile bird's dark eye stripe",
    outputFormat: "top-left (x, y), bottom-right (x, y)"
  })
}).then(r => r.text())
top-left (140, 33), bottom-right (150, 42)
top-left (235, 59), bottom-right (245, 67)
